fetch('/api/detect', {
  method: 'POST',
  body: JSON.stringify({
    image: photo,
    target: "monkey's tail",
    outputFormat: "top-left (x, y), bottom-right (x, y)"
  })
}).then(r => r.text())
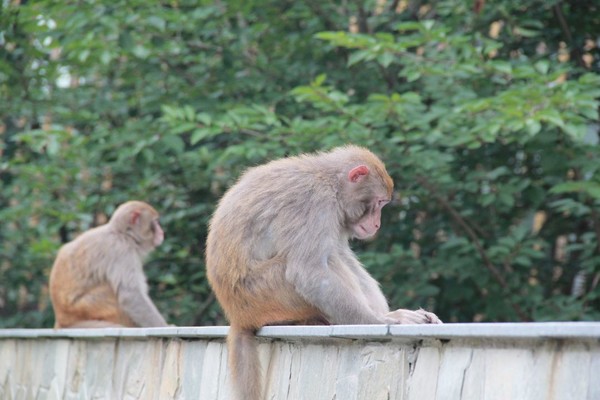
top-left (228, 325), bottom-right (262, 400)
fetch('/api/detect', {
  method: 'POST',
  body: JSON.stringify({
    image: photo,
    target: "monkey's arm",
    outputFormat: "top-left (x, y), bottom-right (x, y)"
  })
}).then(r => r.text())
top-left (285, 252), bottom-right (391, 325)
top-left (340, 249), bottom-right (390, 315)
top-left (117, 282), bottom-right (168, 327)
top-left (339, 251), bottom-right (442, 324)
top-left (348, 259), bottom-right (443, 324)
top-left (108, 257), bottom-right (168, 327)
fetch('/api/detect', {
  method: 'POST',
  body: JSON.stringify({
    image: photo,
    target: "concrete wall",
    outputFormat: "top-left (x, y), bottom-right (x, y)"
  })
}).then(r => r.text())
top-left (1, 322), bottom-right (599, 400)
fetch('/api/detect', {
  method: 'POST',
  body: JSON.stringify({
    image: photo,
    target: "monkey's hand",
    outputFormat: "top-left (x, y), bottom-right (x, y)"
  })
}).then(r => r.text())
top-left (385, 308), bottom-right (443, 324)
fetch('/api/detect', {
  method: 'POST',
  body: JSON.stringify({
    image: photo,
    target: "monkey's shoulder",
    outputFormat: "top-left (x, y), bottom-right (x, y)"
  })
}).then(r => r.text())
top-left (58, 226), bottom-right (130, 260)
top-left (231, 166), bottom-right (335, 204)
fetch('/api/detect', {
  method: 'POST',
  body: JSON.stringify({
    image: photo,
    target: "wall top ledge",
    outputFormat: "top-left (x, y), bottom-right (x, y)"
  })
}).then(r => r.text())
top-left (0, 322), bottom-right (599, 341)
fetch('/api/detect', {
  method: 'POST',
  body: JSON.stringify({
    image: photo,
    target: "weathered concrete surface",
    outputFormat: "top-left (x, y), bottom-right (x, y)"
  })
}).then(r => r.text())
top-left (0, 323), bottom-right (598, 400)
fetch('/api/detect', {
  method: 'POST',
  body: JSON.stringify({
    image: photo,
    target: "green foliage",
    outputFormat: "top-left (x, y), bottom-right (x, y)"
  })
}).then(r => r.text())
top-left (1, 0), bottom-right (599, 327)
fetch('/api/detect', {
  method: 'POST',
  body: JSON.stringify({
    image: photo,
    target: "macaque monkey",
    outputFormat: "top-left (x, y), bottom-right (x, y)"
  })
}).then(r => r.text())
top-left (49, 201), bottom-right (168, 329)
top-left (206, 145), bottom-right (441, 400)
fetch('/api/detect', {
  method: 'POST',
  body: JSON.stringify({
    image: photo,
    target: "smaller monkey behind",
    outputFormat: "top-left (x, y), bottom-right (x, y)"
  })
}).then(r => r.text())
top-left (49, 201), bottom-right (168, 328)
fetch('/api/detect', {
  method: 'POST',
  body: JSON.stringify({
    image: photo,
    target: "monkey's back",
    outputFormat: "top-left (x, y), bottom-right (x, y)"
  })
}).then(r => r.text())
top-left (49, 226), bottom-right (136, 328)
top-left (206, 155), bottom-right (337, 327)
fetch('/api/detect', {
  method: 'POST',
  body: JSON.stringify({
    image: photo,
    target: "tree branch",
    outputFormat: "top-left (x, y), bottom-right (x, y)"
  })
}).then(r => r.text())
top-left (193, 291), bottom-right (216, 325)
top-left (552, 2), bottom-right (586, 69)
top-left (590, 208), bottom-right (600, 253)
top-left (355, 0), bottom-right (370, 33)
top-left (417, 175), bottom-right (530, 321)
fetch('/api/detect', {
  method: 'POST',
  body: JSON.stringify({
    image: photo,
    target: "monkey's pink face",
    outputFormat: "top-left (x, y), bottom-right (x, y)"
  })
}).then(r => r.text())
top-left (152, 220), bottom-right (164, 246)
top-left (351, 198), bottom-right (389, 240)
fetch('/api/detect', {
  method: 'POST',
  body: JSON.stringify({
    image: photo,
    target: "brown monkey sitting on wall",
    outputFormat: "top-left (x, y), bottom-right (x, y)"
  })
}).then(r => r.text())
top-left (49, 201), bottom-right (168, 328)
top-left (206, 145), bottom-right (442, 400)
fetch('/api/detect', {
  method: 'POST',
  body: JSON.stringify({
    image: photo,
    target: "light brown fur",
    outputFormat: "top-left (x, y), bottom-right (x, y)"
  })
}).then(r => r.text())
top-left (49, 201), bottom-right (168, 329)
top-left (206, 146), bottom-right (441, 400)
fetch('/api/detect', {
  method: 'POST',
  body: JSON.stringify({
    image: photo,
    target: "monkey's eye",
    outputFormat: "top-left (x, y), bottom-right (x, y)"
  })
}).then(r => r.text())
top-left (361, 200), bottom-right (371, 211)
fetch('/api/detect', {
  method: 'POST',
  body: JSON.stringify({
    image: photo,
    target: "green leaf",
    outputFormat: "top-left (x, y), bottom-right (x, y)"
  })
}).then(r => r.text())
top-left (196, 113), bottom-right (212, 125)
top-left (525, 119), bottom-right (542, 135)
top-left (170, 122), bottom-right (197, 135)
top-left (402, 69), bottom-right (421, 82)
top-left (422, 20), bottom-right (435, 30)
top-left (378, 52), bottom-right (395, 68)
top-left (562, 124), bottom-right (587, 140)
top-left (394, 21), bottom-right (423, 32)
top-left (313, 74), bottom-right (327, 86)
top-left (537, 109), bottom-right (564, 128)
top-left (132, 45), bottom-right (150, 59)
top-left (551, 182), bottom-right (600, 199)
top-left (514, 26), bottom-right (540, 38)
top-left (534, 60), bottom-right (549, 75)
top-left (348, 50), bottom-right (370, 66)
top-left (147, 16), bottom-right (166, 32)
top-left (161, 135), bottom-right (185, 154)
top-left (191, 128), bottom-right (214, 144)
top-left (490, 61), bottom-right (512, 74)
top-left (487, 166), bottom-right (509, 180)
top-left (78, 49), bottom-right (90, 62)
top-left (100, 50), bottom-right (112, 65)
top-left (498, 191), bottom-right (515, 207)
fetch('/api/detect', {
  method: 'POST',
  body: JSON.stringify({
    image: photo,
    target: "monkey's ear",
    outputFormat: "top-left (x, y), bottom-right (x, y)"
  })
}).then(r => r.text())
top-left (348, 165), bottom-right (369, 183)
top-left (130, 210), bottom-right (141, 225)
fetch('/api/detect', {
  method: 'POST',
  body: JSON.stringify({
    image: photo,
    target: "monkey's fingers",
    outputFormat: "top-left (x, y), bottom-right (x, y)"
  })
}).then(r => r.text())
top-left (386, 308), bottom-right (443, 324)
top-left (414, 308), bottom-right (443, 324)
top-left (385, 309), bottom-right (428, 324)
